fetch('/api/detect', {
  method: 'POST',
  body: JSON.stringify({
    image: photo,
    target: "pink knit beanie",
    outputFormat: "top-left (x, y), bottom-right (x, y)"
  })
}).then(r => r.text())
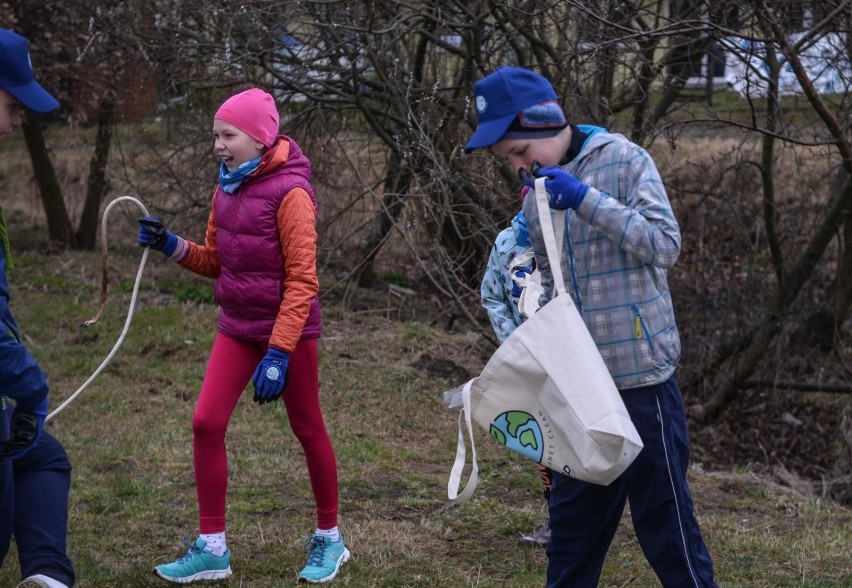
top-left (214, 88), bottom-right (279, 147)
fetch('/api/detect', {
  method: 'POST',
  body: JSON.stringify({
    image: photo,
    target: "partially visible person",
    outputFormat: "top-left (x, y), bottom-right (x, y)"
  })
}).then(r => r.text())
top-left (466, 65), bottom-right (717, 587)
top-left (139, 87), bottom-right (349, 584)
top-left (0, 27), bottom-right (76, 588)
top-left (480, 207), bottom-right (552, 548)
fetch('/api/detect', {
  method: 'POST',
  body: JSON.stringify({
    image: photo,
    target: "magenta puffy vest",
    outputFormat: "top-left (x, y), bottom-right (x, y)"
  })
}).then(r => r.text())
top-left (213, 137), bottom-right (321, 344)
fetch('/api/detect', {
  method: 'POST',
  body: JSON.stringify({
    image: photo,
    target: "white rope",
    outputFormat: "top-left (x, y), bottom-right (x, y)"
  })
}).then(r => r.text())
top-left (47, 196), bottom-right (150, 421)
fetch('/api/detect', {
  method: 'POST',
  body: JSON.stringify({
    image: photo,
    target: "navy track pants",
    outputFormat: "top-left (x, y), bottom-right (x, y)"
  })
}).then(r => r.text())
top-left (1, 402), bottom-right (75, 586)
top-left (546, 375), bottom-right (717, 587)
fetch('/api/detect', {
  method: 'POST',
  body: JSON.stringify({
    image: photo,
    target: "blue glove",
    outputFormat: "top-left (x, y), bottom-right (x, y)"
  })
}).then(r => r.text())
top-left (520, 163), bottom-right (589, 210)
top-left (251, 348), bottom-right (290, 404)
top-left (510, 265), bottom-right (534, 297)
top-left (0, 396), bottom-right (47, 461)
top-left (138, 216), bottom-right (179, 256)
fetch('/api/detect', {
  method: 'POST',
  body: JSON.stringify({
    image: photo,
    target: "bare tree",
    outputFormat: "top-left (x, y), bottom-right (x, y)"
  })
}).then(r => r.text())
top-left (680, 0), bottom-right (852, 420)
top-left (29, 0), bottom-right (847, 425)
top-left (3, 0), bottom-right (158, 250)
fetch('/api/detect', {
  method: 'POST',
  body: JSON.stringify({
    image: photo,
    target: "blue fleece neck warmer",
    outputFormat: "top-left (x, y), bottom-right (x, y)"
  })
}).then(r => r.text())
top-left (219, 158), bottom-right (261, 194)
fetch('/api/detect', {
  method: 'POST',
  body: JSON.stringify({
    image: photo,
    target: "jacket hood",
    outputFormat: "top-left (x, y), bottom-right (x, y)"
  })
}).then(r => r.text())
top-left (250, 135), bottom-right (312, 183)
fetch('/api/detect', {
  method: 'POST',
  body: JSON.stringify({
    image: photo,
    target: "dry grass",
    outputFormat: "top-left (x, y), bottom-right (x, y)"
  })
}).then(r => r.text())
top-left (0, 241), bottom-right (849, 587)
top-left (2, 118), bottom-right (851, 586)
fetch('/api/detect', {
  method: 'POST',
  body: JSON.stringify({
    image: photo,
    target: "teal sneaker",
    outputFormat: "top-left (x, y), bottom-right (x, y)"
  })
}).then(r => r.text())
top-left (298, 534), bottom-right (351, 583)
top-left (153, 537), bottom-right (232, 584)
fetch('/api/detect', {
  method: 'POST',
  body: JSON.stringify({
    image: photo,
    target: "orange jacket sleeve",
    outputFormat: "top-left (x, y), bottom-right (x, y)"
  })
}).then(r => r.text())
top-left (269, 187), bottom-right (318, 352)
top-left (178, 194), bottom-right (221, 279)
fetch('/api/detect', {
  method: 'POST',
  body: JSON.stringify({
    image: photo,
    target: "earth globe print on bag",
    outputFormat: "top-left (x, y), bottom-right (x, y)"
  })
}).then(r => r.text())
top-left (490, 411), bottom-right (544, 463)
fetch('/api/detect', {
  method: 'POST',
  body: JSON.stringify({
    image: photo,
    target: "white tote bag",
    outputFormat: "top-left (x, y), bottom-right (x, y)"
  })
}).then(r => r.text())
top-left (447, 177), bottom-right (643, 504)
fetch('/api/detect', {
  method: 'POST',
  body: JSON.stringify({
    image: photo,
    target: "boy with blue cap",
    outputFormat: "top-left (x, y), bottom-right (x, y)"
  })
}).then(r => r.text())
top-left (0, 27), bottom-right (76, 588)
top-left (466, 66), bottom-right (718, 587)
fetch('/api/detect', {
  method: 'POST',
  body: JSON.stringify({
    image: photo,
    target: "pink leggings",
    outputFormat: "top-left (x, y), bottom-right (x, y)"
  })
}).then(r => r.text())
top-left (192, 333), bottom-right (339, 533)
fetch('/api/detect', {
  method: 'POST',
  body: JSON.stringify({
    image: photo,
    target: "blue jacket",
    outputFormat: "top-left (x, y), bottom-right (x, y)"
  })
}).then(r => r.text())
top-left (0, 209), bottom-right (49, 413)
top-left (480, 215), bottom-right (532, 343)
top-left (522, 126), bottom-right (681, 389)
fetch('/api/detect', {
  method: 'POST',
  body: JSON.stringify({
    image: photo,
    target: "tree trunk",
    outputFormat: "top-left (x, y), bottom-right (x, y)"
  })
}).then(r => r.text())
top-left (353, 149), bottom-right (412, 288)
top-left (795, 166), bottom-right (851, 348)
top-left (76, 100), bottom-right (115, 251)
top-left (833, 192), bottom-right (852, 337)
top-left (593, 45), bottom-right (616, 122)
top-left (629, 37), bottom-right (660, 143)
top-left (696, 176), bottom-right (852, 421)
top-left (21, 111), bottom-right (73, 248)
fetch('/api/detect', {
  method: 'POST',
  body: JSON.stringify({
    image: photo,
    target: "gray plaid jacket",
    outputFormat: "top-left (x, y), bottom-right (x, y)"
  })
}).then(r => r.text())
top-left (522, 127), bottom-right (681, 390)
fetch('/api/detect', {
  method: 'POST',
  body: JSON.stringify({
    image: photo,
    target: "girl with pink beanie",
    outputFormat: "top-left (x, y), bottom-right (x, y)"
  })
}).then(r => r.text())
top-left (138, 88), bottom-right (349, 584)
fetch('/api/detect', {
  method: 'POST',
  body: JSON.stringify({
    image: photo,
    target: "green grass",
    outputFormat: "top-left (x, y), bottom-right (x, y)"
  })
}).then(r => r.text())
top-left (1, 247), bottom-right (851, 587)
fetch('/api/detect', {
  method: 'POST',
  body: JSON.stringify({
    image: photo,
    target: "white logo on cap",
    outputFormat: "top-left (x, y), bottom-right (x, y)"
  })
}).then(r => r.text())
top-left (476, 95), bottom-right (487, 113)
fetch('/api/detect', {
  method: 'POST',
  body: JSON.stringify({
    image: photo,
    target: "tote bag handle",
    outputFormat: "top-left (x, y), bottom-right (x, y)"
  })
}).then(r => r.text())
top-left (533, 176), bottom-right (569, 299)
top-left (447, 379), bottom-right (479, 503)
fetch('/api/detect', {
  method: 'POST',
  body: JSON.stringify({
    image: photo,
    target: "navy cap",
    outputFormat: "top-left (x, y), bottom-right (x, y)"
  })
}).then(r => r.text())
top-left (464, 66), bottom-right (558, 153)
top-left (0, 28), bottom-right (59, 112)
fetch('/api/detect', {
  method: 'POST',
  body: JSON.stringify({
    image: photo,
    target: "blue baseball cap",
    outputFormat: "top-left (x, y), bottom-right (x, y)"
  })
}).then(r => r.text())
top-left (464, 66), bottom-right (558, 153)
top-left (0, 28), bottom-right (59, 113)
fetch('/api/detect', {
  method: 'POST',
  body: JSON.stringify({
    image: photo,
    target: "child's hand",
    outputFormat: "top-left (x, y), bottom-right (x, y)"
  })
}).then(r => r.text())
top-left (251, 348), bottom-right (290, 404)
top-left (0, 396), bottom-right (47, 461)
top-left (520, 164), bottom-right (589, 210)
top-left (138, 216), bottom-right (179, 256)
top-left (511, 266), bottom-right (534, 297)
